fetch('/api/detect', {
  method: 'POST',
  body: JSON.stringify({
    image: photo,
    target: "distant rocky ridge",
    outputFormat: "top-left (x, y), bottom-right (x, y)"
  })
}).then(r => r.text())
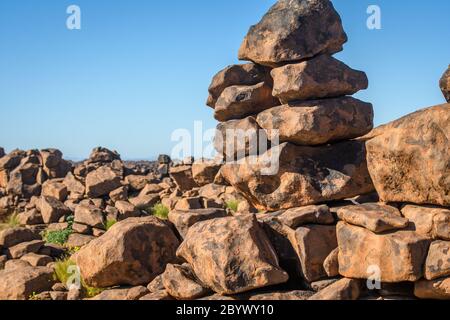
top-left (0, 0), bottom-right (449, 301)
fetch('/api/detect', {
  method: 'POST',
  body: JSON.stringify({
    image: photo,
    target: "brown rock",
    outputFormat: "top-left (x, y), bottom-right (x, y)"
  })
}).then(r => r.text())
top-left (170, 166), bottom-right (198, 192)
top-left (214, 82), bottom-right (279, 122)
top-left (75, 216), bottom-right (180, 288)
top-left (256, 97), bottom-right (373, 145)
top-left (72, 223), bottom-right (92, 235)
top-left (323, 248), bottom-right (339, 278)
top-left (139, 290), bottom-right (174, 301)
top-left (7, 240), bottom-right (45, 259)
top-left (125, 175), bottom-right (154, 191)
top-left (42, 180), bottom-right (68, 201)
top-left (288, 225), bottom-right (337, 282)
top-left (0, 227), bottom-right (40, 248)
top-left (365, 104), bottom-right (450, 206)
top-left (177, 215), bottom-right (288, 295)
top-left (85, 166), bottom-right (122, 198)
top-left (147, 274), bottom-right (165, 293)
top-left (162, 264), bottom-right (210, 300)
top-left (0, 149), bottom-right (25, 171)
top-left (276, 205), bottom-right (334, 229)
top-left (401, 205), bottom-right (450, 240)
top-left (66, 234), bottom-right (95, 248)
top-left (139, 184), bottom-right (163, 197)
top-left (440, 65), bottom-right (450, 102)
top-left (414, 277), bottom-right (450, 300)
top-left (337, 203), bottom-right (409, 233)
top-left (63, 172), bottom-right (85, 196)
top-left (0, 266), bottom-right (55, 300)
top-left (238, 0), bottom-right (347, 67)
top-left (38, 196), bottom-right (71, 224)
top-left (109, 186), bottom-right (128, 202)
top-left (249, 290), bottom-right (314, 300)
top-left (425, 241), bottom-right (450, 280)
top-left (221, 141), bottom-right (374, 211)
top-left (90, 286), bottom-right (149, 300)
top-left (115, 201), bottom-right (140, 220)
top-left (173, 197), bottom-right (202, 211)
top-left (74, 204), bottom-right (104, 229)
top-left (207, 63), bottom-right (268, 108)
top-left (4, 259), bottom-right (32, 271)
top-left (128, 194), bottom-right (160, 211)
top-left (18, 209), bottom-right (43, 225)
top-left (88, 147), bottom-right (121, 164)
top-left (192, 160), bottom-right (222, 187)
top-left (272, 55), bottom-right (368, 103)
top-left (337, 222), bottom-right (430, 282)
top-left (21, 253), bottom-right (53, 267)
top-left (168, 208), bottom-right (229, 238)
top-left (309, 278), bottom-right (361, 300)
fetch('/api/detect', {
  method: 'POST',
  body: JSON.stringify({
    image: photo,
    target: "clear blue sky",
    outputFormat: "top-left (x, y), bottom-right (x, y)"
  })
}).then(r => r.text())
top-left (0, 0), bottom-right (448, 160)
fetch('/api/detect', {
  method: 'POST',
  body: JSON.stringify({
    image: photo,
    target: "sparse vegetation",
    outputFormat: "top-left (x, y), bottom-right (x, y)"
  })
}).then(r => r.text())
top-left (41, 214), bottom-right (74, 245)
top-left (225, 200), bottom-right (240, 213)
top-left (151, 203), bottom-right (169, 220)
top-left (0, 212), bottom-right (21, 231)
top-left (105, 219), bottom-right (117, 231)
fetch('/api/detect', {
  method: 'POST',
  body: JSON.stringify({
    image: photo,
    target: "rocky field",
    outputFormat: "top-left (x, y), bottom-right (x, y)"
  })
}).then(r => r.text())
top-left (0, 0), bottom-right (449, 301)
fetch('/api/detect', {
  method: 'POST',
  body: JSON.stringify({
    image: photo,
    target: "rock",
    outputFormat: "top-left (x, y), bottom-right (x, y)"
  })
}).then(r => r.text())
top-left (162, 264), bottom-right (210, 300)
top-left (309, 278), bottom-right (361, 300)
top-left (109, 186), bottom-right (129, 202)
top-left (0, 147), bottom-right (4, 158)
top-left (147, 275), bottom-right (165, 293)
top-left (74, 204), bottom-right (104, 229)
top-left (158, 154), bottom-right (171, 164)
top-left (207, 63), bottom-right (268, 108)
top-left (0, 266), bottom-right (55, 300)
top-left (425, 241), bottom-right (450, 280)
top-left (214, 116), bottom-right (268, 161)
top-left (20, 253), bottom-right (53, 267)
top-left (67, 287), bottom-right (83, 300)
top-left (90, 286), bottom-right (149, 300)
top-left (0, 149), bottom-right (25, 171)
top-left (41, 180), bottom-right (68, 202)
top-left (177, 215), bottom-right (288, 295)
top-left (323, 248), bottom-right (339, 278)
top-left (4, 259), bottom-right (32, 271)
top-left (221, 141), bottom-right (374, 211)
top-left (139, 290), bottom-right (174, 300)
top-left (168, 208), bottom-right (229, 238)
top-left (238, 0), bottom-right (347, 67)
top-left (7, 240), bottom-right (45, 259)
top-left (249, 290), bottom-right (314, 300)
top-left (440, 65), bottom-right (450, 102)
top-left (256, 97), bottom-right (373, 145)
top-left (414, 277), bottom-right (450, 300)
top-left (310, 278), bottom-right (339, 292)
top-left (88, 147), bottom-right (121, 163)
top-left (139, 184), bottom-right (163, 197)
top-left (174, 197), bottom-right (202, 211)
top-left (85, 166), bottom-right (122, 198)
top-left (337, 203), bottom-right (409, 233)
top-left (401, 205), bottom-right (450, 240)
top-left (49, 291), bottom-right (67, 301)
top-left (169, 166), bottom-right (198, 192)
top-left (125, 175), bottom-right (154, 191)
top-left (365, 104), bottom-right (450, 206)
top-left (63, 172), bottom-right (85, 196)
top-left (72, 223), bottom-right (92, 235)
top-left (128, 194), bottom-right (160, 211)
top-left (192, 160), bottom-right (222, 187)
top-left (18, 209), bottom-right (44, 225)
top-left (38, 196), bottom-right (71, 224)
top-left (271, 55), bottom-right (368, 103)
top-left (337, 222), bottom-right (431, 282)
top-left (115, 201), bottom-right (140, 220)
top-left (288, 225), bottom-right (337, 282)
top-left (276, 205), bottom-right (334, 229)
top-left (0, 228), bottom-right (40, 248)
top-left (40, 149), bottom-right (71, 179)
top-left (75, 216), bottom-right (180, 288)
top-left (0, 255), bottom-right (7, 269)
top-left (66, 234), bottom-right (95, 248)
top-left (214, 82), bottom-right (279, 122)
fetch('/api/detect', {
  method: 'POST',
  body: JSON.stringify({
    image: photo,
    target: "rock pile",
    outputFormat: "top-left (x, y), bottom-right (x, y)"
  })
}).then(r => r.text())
top-left (0, 0), bottom-right (448, 301)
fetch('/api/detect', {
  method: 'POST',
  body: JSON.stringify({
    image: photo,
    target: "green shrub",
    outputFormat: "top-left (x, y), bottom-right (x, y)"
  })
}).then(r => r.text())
top-left (151, 203), bottom-right (169, 220)
top-left (42, 214), bottom-right (74, 245)
top-left (105, 219), bottom-right (117, 231)
top-left (225, 200), bottom-right (240, 213)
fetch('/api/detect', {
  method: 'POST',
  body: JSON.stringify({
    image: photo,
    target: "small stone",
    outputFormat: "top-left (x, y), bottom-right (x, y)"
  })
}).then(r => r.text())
top-left (425, 241), bottom-right (450, 280)
top-left (162, 264), bottom-right (210, 300)
top-left (309, 278), bottom-right (361, 301)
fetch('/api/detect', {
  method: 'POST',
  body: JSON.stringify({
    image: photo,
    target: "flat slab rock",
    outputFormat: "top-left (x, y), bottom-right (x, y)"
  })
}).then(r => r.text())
top-left (271, 55), bottom-right (368, 103)
top-left (256, 97), bottom-right (373, 146)
top-left (337, 222), bottom-right (431, 283)
top-left (221, 141), bottom-right (374, 211)
top-left (365, 103), bottom-right (450, 206)
top-left (337, 203), bottom-right (409, 233)
top-left (238, 0), bottom-right (347, 66)
top-left (176, 215), bottom-right (289, 295)
top-left (275, 204), bottom-right (334, 229)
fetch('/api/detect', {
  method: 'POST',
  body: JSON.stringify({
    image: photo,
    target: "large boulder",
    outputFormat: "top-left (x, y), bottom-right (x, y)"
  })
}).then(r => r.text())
top-left (168, 208), bottom-right (229, 238)
top-left (176, 215), bottom-right (289, 295)
top-left (40, 148), bottom-right (72, 179)
top-left (169, 166), bottom-right (198, 192)
top-left (37, 196), bottom-right (71, 224)
top-left (440, 65), bottom-right (449, 102)
top-left (401, 205), bottom-right (450, 240)
top-left (256, 97), bottom-right (373, 146)
top-left (0, 266), bottom-right (55, 300)
top-left (221, 141), bottom-right (374, 211)
top-left (207, 63), bottom-right (268, 108)
top-left (74, 204), bottom-right (105, 229)
top-left (271, 55), bottom-right (368, 103)
top-left (85, 166), bottom-right (122, 198)
top-left (214, 82), bottom-right (279, 122)
top-left (0, 228), bottom-right (41, 248)
top-left (337, 222), bottom-right (431, 282)
top-left (192, 160), bottom-right (222, 187)
top-left (238, 0), bottom-right (347, 67)
top-left (365, 104), bottom-right (450, 206)
top-left (74, 216), bottom-right (180, 288)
